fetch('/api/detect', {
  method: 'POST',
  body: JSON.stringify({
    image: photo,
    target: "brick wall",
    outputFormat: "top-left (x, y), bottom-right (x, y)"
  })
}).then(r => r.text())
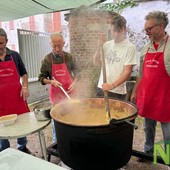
top-left (67, 7), bottom-right (110, 98)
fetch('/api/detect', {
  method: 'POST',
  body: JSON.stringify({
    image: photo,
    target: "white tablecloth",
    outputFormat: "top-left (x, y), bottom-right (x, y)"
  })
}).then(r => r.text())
top-left (0, 148), bottom-right (66, 170)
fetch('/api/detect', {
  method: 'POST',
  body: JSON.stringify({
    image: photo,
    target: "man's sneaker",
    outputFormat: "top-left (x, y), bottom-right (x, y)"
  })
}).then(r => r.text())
top-left (137, 158), bottom-right (152, 163)
top-left (19, 147), bottom-right (34, 155)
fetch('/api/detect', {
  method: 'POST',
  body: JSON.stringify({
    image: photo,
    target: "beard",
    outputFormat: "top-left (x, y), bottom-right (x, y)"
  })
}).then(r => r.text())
top-left (0, 48), bottom-right (6, 55)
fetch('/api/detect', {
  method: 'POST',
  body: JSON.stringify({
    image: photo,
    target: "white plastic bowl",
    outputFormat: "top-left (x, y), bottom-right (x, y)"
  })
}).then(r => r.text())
top-left (0, 114), bottom-right (17, 126)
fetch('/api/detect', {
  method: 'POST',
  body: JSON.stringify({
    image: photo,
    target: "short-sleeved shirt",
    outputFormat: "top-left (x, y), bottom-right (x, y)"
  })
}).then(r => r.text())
top-left (0, 47), bottom-right (27, 76)
top-left (98, 38), bottom-right (136, 94)
top-left (138, 34), bottom-right (170, 78)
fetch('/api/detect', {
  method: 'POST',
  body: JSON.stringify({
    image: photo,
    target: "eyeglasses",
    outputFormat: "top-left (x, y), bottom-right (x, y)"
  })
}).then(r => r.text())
top-left (144, 24), bottom-right (158, 33)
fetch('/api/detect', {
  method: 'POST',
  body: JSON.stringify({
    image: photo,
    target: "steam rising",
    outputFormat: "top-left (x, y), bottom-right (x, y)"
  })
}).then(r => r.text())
top-left (51, 98), bottom-right (137, 126)
top-left (66, 6), bottom-right (115, 98)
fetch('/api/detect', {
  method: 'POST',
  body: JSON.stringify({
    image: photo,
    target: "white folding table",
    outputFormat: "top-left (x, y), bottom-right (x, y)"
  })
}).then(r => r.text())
top-left (0, 112), bottom-right (51, 160)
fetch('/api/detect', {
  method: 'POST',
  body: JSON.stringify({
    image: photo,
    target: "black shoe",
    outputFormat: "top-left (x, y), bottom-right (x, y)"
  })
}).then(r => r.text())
top-left (137, 158), bottom-right (152, 163)
top-left (19, 147), bottom-right (33, 155)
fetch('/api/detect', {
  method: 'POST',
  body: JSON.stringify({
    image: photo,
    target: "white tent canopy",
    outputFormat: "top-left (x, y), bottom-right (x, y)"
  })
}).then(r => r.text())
top-left (0, 0), bottom-right (105, 22)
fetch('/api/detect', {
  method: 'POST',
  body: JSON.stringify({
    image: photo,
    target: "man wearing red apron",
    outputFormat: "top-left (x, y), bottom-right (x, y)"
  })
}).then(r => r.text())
top-left (50, 51), bottom-right (76, 104)
top-left (39, 32), bottom-right (80, 143)
top-left (0, 28), bottom-right (31, 153)
top-left (131, 11), bottom-right (170, 162)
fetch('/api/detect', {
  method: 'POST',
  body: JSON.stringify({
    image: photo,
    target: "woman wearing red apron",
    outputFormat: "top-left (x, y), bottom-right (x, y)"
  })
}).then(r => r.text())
top-left (39, 32), bottom-right (80, 143)
top-left (131, 11), bottom-right (170, 162)
top-left (0, 28), bottom-right (31, 153)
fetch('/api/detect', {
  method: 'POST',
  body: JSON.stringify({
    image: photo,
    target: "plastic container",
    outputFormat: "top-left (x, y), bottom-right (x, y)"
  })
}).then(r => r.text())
top-left (0, 114), bottom-right (17, 126)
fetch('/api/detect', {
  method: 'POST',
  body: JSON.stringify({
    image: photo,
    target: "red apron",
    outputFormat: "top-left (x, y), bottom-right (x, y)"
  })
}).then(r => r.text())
top-left (0, 56), bottom-right (30, 116)
top-left (137, 36), bottom-right (170, 122)
top-left (50, 53), bottom-right (76, 105)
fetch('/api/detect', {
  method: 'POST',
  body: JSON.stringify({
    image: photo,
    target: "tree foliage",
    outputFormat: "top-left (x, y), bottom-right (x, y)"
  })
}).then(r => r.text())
top-left (94, 0), bottom-right (138, 13)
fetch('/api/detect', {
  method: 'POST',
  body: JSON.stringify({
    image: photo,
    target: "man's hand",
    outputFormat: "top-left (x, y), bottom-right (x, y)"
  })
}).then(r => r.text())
top-left (67, 82), bottom-right (76, 93)
top-left (20, 87), bottom-right (29, 101)
top-left (130, 92), bottom-right (137, 104)
top-left (102, 83), bottom-right (115, 91)
top-left (51, 77), bottom-right (62, 88)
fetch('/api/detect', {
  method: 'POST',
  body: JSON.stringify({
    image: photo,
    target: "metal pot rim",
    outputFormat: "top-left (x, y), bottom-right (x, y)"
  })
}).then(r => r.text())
top-left (53, 114), bottom-right (137, 127)
top-left (34, 102), bottom-right (52, 112)
top-left (51, 97), bottom-right (138, 127)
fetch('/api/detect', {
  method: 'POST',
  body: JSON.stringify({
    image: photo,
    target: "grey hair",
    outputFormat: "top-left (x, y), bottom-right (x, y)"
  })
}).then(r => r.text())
top-left (145, 11), bottom-right (169, 28)
top-left (0, 28), bottom-right (8, 41)
top-left (50, 32), bottom-right (64, 41)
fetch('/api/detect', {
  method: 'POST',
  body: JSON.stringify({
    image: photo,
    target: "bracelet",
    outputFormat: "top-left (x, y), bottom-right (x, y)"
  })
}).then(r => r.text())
top-left (22, 86), bottom-right (28, 89)
top-left (22, 83), bottom-right (28, 86)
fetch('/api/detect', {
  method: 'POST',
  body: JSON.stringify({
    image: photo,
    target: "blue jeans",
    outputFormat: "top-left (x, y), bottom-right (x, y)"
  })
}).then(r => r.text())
top-left (52, 119), bottom-right (57, 143)
top-left (144, 118), bottom-right (170, 154)
top-left (0, 137), bottom-right (27, 151)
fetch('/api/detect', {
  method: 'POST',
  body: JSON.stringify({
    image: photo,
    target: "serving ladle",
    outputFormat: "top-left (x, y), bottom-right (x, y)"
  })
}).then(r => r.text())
top-left (101, 46), bottom-right (111, 120)
top-left (52, 77), bottom-right (71, 99)
top-left (58, 84), bottom-right (71, 99)
top-left (58, 84), bottom-right (80, 104)
top-left (59, 85), bottom-right (80, 103)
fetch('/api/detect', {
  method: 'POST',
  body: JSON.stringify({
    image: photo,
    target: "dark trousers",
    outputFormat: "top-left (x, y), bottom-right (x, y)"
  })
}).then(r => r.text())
top-left (96, 87), bottom-right (126, 100)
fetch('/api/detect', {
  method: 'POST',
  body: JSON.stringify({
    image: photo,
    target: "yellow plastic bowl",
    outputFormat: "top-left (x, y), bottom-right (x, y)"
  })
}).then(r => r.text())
top-left (0, 114), bottom-right (17, 126)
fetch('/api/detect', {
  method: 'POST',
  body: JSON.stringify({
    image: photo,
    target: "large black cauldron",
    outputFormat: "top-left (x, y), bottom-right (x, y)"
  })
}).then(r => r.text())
top-left (51, 98), bottom-right (137, 170)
